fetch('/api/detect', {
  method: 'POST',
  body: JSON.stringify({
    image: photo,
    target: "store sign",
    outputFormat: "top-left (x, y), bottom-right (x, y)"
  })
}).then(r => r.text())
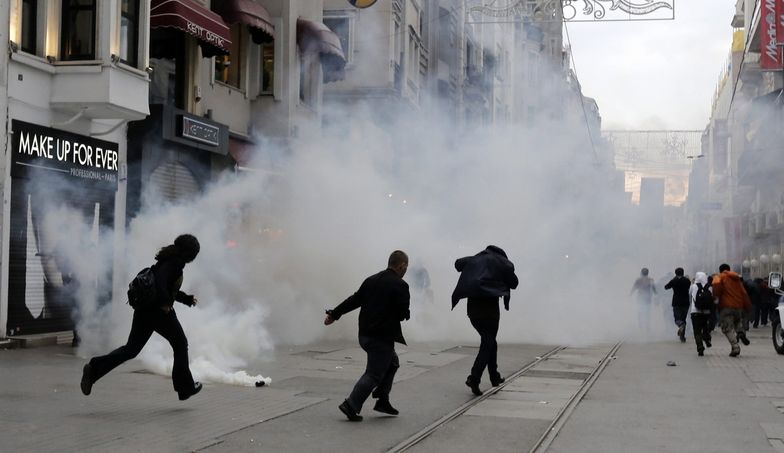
top-left (760, 0), bottom-right (783, 70)
top-left (181, 116), bottom-right (220, 146)
top-left (186, 20), bottom-right (227, 49)
top-left (11, 120), bottom-right (119, 190)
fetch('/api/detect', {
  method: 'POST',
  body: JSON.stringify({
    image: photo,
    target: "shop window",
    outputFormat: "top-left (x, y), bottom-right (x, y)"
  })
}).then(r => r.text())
top-left (61, 0), bottom-right (96, 61)
top-left (215, 24), bottom-right (245, 89)
top-left (299, 53), bottom-right (317, 107)
top-left (120, 0), bottom-right (140, 67)
top-left (323, 16), bottom-right (352, 63)
top-left (21, 0), bottom-right (37, 54)
top-left (260, 42), bottom-right (274, 95)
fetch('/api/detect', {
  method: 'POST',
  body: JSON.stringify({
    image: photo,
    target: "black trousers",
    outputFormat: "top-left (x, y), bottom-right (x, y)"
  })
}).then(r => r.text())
top-left (88, 308), bottom-right (195, 394)
top-left (753, 303), bottom-right (770, 327)
top-left (469, 316), bottom-right (500, 383)
top-left (673, 305), bottom-right (689, 327)
top-left (347, 336), bottom-right (399, 412)
top-left (691, 312), bottom-right (711, 351)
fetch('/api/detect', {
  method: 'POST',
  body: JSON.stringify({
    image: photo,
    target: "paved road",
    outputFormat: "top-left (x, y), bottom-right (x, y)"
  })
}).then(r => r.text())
top-left (4, 327), bottom-right (784, 452)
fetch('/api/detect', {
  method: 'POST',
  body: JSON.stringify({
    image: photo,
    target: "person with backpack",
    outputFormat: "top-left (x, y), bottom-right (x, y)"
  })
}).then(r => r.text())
top-left (80, 234), bottom-right (203, 401)
top-left (689, 272), bottom-right (715, 356)
top-left (665, 268), bottom-right (692, 343)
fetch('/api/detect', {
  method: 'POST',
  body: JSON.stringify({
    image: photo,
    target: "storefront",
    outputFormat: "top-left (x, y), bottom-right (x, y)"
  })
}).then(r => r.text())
top-left (5, 120), bottom-right (118, 336)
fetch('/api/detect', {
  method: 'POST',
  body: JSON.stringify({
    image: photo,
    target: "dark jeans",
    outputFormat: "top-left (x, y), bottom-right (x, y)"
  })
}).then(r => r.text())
top-left (691, 312), bottom-right (711, 351)
top-left (673, 305), bottom-right (689, 327)
top-left (754, 304), bottom-right (770, 327)
top-left (347, 336), bottom-right (399, 413)
top-left (88, 308), bottom-right (195, 394)
top-left (469, 316), bottom-right (500, 383)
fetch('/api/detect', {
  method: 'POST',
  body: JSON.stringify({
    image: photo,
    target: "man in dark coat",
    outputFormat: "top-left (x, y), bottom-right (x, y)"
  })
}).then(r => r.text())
top-left (325, 250), bottom-right (410, 422)
top-left (452, 245), bottom-right (519, 396)
top-left (664, 267), bottom-right (692, 342)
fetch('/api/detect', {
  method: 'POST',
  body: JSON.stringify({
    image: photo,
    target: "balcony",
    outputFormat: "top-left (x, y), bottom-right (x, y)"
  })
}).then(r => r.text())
top-left (50, 62), bottom-right (150, 120)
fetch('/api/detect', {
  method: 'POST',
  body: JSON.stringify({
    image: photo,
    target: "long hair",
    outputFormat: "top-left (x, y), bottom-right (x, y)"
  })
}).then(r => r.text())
top-left (155, 234), bottom-right (200, 263)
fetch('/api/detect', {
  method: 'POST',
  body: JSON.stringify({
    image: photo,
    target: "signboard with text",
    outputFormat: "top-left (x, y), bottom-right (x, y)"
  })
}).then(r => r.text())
top-left (11, 120), bottom-right (119, 191)
top-left (760, 0), bottom-right (784, 70)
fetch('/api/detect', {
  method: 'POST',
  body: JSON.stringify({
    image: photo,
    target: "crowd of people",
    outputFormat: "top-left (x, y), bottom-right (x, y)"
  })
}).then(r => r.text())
top-left (631, 264), bottom-right (780, 357)
top-left (80, 237), bottom-right (520, 423)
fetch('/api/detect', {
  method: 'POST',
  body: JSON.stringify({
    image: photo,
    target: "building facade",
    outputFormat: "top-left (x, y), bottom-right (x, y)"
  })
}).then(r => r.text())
top-left (0, 0), bottom-right (346, 338)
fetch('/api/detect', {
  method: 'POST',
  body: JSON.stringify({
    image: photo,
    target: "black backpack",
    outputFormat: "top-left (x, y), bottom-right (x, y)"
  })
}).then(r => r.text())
top-left (694, 283), bottom-right (714, 310)
top-left (127, 267), bottom-right (159, 309)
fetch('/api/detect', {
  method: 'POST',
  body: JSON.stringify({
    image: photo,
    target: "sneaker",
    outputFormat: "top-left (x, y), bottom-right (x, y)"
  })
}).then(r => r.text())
top-left (339, 399), bottom-right (363, 421)
top-left (80, 363), bottom-right (93, 396)
top-left (178, 382), bottom-right (202, 401)
top-left (729, 345), bottom-right (740, 357)
top-left (465, 376), bottom-right (483, 396)
top-left (738, 333), bottom-right (750, 346)
top-left (490, 377), bottom-right (506, 387)
top-left (677, 324), bottom-right (686, 341)
top-left (373, 399), bottom-right (399, 416)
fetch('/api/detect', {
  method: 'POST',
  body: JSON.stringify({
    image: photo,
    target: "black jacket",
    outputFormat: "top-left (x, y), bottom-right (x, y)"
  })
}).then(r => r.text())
top-left (452, 246), bottom-right (519, 311)
top-left (152, 257), bottom-right (195, 309)
top-left (664, 276), bottom-right (691, 307)
top-left (330, 268), bottom-right (410, 345)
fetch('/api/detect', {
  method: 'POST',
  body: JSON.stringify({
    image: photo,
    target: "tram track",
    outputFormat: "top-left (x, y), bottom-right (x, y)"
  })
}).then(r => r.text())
top-left (387, 342), bottom-right (622, 453)
top-left (386, 345), bottom-right (565, 453)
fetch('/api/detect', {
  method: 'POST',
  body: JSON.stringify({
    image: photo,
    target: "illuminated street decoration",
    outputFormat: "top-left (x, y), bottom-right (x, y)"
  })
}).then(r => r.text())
top-left (467, 0), bottom-right (675, 22)
top-left (347, 0), bottom-right (378, 8)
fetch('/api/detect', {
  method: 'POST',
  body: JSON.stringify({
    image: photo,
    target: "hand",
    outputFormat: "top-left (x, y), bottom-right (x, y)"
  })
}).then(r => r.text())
top-left (191, 297), bottom-right (199, 306)
top-left (324, 315), bottom-right (335, 325)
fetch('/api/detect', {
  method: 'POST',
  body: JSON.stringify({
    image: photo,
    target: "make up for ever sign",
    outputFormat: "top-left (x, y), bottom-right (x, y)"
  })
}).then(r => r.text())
top-left (11, 120), bottom-right (119, 190)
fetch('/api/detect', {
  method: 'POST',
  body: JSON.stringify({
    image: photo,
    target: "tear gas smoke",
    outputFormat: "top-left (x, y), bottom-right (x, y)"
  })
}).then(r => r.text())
top-left (52, 64), bottom-right (695, 386)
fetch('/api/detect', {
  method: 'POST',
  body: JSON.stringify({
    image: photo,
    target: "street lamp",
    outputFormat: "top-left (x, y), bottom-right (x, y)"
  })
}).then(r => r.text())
top-left (761, 254), bottom-right (770, 264)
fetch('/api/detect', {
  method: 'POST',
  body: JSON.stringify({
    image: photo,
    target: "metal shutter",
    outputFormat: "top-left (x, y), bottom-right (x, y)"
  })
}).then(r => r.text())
top-left (148, 161), bottom-right (200, 203)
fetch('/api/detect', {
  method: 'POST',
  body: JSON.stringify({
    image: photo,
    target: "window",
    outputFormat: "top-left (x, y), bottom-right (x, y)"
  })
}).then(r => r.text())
top-left (21, 0), bottom-right (37, 54)
top-left (323, 16), bottom-right (351, 63)
top-left (260, 42), bottom-right (274, 95)
top-left (299, 52), bottom-right (318, 107)
top-left (215, 24), bottom-right (245, 89)
top-left (120, 0), bottom-right (139, 66)
top-left (61, 0), bottom-right (96, 61)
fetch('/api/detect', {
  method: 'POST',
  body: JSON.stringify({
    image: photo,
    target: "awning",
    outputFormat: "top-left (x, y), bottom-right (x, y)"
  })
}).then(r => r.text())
top-left (296, 18), bottom-right (346, 83)
top-left (150, 0), bottom-right (232, 57)
top-left (228, 137), bottom-right (255, 167)
top-left (213, 0), bottom-right (274, 44)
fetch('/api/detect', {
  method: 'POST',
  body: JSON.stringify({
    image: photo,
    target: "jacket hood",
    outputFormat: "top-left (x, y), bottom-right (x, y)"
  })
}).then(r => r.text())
top-left (694, 272), bottom-right (708, 286)
top-left (485, 245), bottom-right (508, 258)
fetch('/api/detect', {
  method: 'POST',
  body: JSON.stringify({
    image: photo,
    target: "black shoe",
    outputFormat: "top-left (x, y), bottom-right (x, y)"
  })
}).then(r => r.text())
top-left (465, 376), bottom-right (483, 396)
top-left (729, 345), bottom-right (740, 357)
top-left (80, 363), bottom-right (93, 396)
top-left (738, 333), bottom-right (750, 346)
top-left (697, 348), bottom-right (704, 356)
top-left (339, 400), bottom-right (363, 421)
top-left (71, 331), bottom-right (81, 348)
top-left (490, 377), bottom-right (505, 387)
top-left (705, 338), bottom-right (712, 348)
top-left (373, 399), bottom-right (399, 416)
top-left (178, 382), bottom-right (202, 401)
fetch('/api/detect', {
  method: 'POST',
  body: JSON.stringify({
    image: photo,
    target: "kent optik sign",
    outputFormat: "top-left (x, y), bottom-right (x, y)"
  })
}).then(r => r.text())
top-left (11, 120), bottom-right (119, 190)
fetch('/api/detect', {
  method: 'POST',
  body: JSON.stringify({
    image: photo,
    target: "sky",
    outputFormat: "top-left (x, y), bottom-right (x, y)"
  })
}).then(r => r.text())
top-left (566, 0), bottom-right (737, 130)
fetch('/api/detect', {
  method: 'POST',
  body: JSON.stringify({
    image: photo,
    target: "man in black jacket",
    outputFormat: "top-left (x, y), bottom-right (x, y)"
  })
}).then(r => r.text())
top-left (664, 267), bottom-right (691, 342)
top-left (325, 250), bottom-right (410, 422)
top-left (452, 245), bottom-right (519, 396)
